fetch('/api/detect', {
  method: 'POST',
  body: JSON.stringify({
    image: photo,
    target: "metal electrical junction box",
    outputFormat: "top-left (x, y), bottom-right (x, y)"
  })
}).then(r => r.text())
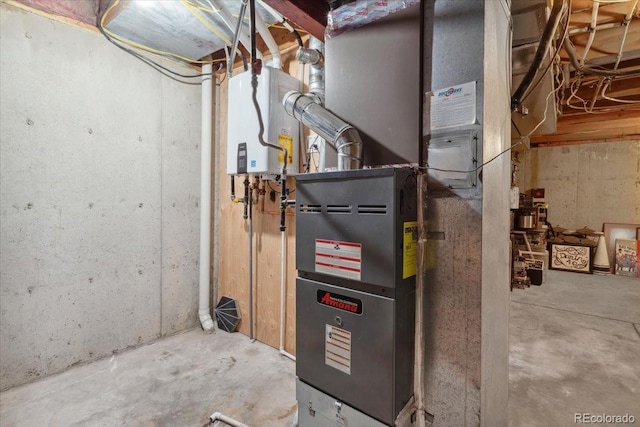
top-left (295, 167), bottom-right (417, 426)
top-left (226, 68), bottom-right (301, 176)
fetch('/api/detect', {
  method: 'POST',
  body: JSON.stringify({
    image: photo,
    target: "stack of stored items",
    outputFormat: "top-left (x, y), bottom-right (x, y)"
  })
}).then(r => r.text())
top-left (548, 226), bottom-right (598, 247)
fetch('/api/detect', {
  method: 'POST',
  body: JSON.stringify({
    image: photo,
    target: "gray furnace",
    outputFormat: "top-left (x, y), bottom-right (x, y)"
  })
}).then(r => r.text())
top-left (295, 167), bottom-right (417, 426)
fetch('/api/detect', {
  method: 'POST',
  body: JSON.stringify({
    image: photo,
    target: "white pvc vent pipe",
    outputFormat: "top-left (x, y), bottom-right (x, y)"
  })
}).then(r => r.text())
top-left (209, 0), bottom-right (261, 61)
top-left (199, 62), bottom-right (215, 332)
top-left (210, 412), bottom-right (249, 427)
top-left (255, 12), bottom-right (281, 69)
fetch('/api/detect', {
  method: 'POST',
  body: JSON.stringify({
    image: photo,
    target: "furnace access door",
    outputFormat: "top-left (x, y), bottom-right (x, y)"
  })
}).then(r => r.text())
top-left (295, 167), bottom-right (417, 426)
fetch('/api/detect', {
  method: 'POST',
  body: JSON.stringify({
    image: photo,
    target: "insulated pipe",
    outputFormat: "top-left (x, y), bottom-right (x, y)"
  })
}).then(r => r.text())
top-left (279, 230), bottom-right (295, 361)
top-left (511, 0), bottom-right (566, 111)
top-left (199, 62), bottom-right (215, 332)
top-left (209, 412), bottom-right (249, 427)
top-left (255, 11), bottom-right (282, 69)
top-left (282, 91), bottom-right (363, 170)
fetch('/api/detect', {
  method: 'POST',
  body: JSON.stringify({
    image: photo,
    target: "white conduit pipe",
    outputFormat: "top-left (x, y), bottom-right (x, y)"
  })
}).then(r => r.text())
top-left (413, 173), bottom-right (427, 427)
top-left (279, 229), bottom-right (295, 361)
top-left (210, 412), bottom-right (249, 427)
top-left (257, 0), bottom-right (284, 22)
top-left (209, 0), bottom-right (262, 60)
top-left (257, 0), bottom-right (299, 40)
top-left (580, 2), bottom-right (600, 66)
top-left (569, 21), bottom-right (621, 35)
top-left (255, 12), bottom-right (282, 69)
top-left (613, 0), bottom-right (638, 70)
top-left (199, 62), bottom-right (215, 332)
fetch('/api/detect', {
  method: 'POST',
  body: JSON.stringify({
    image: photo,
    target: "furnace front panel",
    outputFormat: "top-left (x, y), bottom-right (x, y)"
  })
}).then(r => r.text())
top-left (295, 168), bottom-right (417, 426)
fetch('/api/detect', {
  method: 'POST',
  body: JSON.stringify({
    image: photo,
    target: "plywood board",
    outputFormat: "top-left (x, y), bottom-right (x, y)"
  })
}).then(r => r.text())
top-left (215, 49), bottom-right (304, 353)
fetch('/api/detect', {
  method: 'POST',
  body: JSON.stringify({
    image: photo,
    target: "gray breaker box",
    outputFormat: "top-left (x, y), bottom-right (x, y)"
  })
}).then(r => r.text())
top-left (295, 168), bottom-right (417, 426)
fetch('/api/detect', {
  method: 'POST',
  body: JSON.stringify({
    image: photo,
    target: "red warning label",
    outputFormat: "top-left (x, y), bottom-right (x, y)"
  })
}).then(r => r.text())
top-left (315, 239), bottom-right (362, 281)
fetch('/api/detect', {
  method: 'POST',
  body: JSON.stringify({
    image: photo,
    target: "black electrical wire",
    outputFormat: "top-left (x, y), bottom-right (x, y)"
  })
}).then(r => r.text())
top-left (291, 28), bottom-right (304, 48)
top-left (249, 0), bottom-right (288, 231)
top-left (267, 181), bottom-right (279, 194)
top-left (511, 118), bottom-right (524, 138)
top-left (267, 180), bottom-right (295, 195)
top-left (422, 140), bottom-right (523, 174)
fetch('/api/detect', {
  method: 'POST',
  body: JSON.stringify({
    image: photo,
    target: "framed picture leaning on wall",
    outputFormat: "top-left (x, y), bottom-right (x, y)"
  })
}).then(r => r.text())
top-left (549, 243), bottom-right (593, 274)
top-left (614, 239), bottom-right (638, 277)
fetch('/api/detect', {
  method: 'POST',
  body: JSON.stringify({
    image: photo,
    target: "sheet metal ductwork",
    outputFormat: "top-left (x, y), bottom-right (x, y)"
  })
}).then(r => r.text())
top-left (282, 91), bottom-right (363, 171)
top-left (296, 36), bottom-right (325, 103)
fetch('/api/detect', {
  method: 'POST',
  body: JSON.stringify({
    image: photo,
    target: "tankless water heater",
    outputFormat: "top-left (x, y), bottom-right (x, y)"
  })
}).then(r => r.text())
top-left (226, 68), bottom-right (301, 176)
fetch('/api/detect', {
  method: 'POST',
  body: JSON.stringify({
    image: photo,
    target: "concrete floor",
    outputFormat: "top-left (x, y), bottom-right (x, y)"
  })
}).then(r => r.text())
top-left (1, 270), bottom-right (638, 427)
top-left (509, 270), bottom-right (640, 427)
top-left (0, 329), bottom-right (297, 427)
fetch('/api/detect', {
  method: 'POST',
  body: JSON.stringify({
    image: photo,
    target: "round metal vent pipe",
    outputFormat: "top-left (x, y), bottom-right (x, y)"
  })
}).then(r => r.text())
top-left (283, 91), bottom-right (363, 170)
top-left (296, 36), bottom-right (325, 103)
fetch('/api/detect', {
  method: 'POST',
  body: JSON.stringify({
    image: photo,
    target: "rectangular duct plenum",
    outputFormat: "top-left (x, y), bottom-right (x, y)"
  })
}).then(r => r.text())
top-left (324, 4), bottom-right (422, 168)
top-left (511, 1), bottom-right (557, 138)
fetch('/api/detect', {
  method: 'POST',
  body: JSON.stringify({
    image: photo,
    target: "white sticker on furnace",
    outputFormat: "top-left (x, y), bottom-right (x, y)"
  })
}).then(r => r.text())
top-left (325, 324), bottom-right (351, 375)
top-left (315, 239), bottom-right (362, 281)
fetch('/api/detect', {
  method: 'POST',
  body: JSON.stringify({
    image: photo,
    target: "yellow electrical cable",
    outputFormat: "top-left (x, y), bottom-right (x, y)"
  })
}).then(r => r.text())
top-left (180, 0), bottom-right (233, 46)
top-left (100, 0), bottom-right (228, 64)
top-left (181, 0), bottom-right (218, 14)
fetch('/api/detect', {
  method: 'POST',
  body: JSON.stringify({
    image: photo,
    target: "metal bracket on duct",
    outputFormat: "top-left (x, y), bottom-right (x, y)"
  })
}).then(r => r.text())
top-left (283, 91), bottom-right (363, 171)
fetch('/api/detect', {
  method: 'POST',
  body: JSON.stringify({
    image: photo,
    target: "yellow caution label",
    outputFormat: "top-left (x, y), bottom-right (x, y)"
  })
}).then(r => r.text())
top-left (403, 221), bottom-right (418, 279)
top-left (278, 133), bottom-right (294, 165)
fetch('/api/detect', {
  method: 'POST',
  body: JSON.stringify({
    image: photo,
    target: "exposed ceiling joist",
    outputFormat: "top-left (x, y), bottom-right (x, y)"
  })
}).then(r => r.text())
top-left (531, 108), bottom-right (640, 146)
top-left (262, 0), bottom-right (327, 41)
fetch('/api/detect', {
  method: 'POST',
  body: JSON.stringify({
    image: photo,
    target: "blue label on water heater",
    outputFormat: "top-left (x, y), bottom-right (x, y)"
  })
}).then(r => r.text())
top-left (250, 160), bottom-right (256, 167)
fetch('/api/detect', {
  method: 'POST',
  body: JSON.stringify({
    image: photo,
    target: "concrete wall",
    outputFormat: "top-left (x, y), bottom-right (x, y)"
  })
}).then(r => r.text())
top-left (0, 5), bottom-right (203, 391)
top-left (521, 140), bottom-right (640, 230)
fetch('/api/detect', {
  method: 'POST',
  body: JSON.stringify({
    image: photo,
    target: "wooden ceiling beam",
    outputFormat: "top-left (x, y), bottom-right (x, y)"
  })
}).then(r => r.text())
top-left (531, 134), bottom-right (639, 147)
top-left (8, 0), bottom-right (99, 26)
top-left (262, 0), bottom-right (327, 41)
top-left (531, 109), bottom-right (640, 146)
top-left (565, 75), bottom-right (640, 101)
